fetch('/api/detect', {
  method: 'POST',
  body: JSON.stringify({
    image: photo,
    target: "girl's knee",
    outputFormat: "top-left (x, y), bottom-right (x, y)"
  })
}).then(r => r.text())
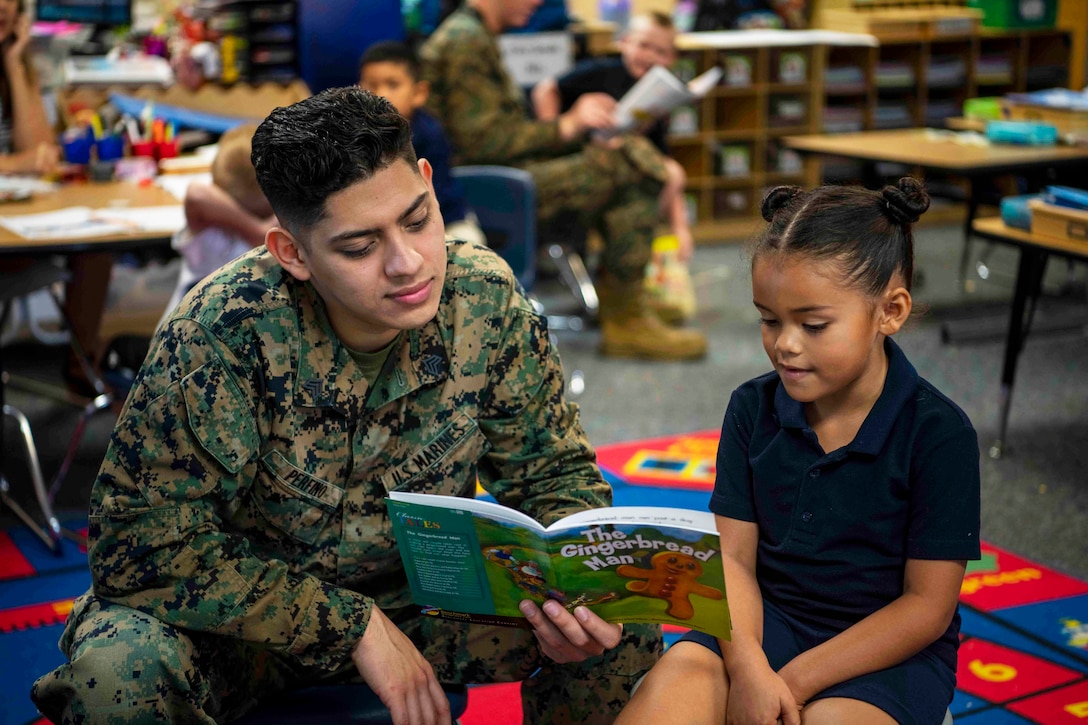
top-left (617, 642), bottom-right (726, 724)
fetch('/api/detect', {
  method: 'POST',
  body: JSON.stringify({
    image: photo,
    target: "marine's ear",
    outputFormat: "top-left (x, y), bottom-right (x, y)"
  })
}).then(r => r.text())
top-left (265, 226), bottom-right (311, 282)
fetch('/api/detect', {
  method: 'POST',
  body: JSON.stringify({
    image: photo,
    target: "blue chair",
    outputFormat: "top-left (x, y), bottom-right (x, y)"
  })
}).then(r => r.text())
top-left (233, 683), bottom-right (468, 725)
top-left (452, 165), bottom-right (587, 393)
top-left (452, 165), bottom-right (596, 328)
top-left (451, 165), bottom-right (538, 291)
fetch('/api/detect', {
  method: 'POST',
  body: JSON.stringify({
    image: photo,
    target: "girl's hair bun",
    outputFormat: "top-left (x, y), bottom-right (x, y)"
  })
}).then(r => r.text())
top-left (760, 185), bottom-right (803, 222)
top-left (882, 177), bottom-right (930, 226)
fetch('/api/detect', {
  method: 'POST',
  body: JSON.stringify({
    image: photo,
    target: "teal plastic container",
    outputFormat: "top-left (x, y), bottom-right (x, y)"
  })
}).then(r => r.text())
top-left (967, 0), bottom-right (1057, 29)
top-left (986, 120), bottom-right (1058, 145)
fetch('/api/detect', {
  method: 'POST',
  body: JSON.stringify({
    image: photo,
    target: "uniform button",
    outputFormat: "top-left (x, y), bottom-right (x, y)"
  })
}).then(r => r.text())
top-left (801, 511), bottom-right (813, 523)
top-left (809, 469), bottom-right (821, 478)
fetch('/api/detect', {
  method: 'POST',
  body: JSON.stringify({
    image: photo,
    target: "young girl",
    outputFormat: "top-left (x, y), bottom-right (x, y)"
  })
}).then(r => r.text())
top-left (616, 177), bottom-right (981, 725)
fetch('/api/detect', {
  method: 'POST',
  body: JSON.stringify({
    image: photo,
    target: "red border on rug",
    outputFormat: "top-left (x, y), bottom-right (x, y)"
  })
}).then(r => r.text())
top-left (0, 530), bottom-right (35, 580)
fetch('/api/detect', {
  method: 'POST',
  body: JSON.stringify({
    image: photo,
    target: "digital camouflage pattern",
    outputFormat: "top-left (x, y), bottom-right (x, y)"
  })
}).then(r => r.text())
top-left (32, 240), bottom-right (661, 722)
top-left (421, 4), bottom-right (669, 282)
top-left (33, 594), bottom-right (661, 723)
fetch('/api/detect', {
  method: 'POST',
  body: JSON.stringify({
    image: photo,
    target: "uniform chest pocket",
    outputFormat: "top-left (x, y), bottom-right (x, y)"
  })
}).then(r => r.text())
top-left (254, 450), bottom-right (344, 545)
top-left (383, 413), bottom-right (489, 496)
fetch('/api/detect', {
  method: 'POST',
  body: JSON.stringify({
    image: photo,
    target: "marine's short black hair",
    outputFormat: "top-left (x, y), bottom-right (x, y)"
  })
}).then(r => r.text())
top-left (251, 86), bottom-right (417, 237)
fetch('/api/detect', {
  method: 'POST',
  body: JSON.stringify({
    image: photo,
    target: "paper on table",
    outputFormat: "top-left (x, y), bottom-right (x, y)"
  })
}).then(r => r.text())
top-left (0, 205), bottom-right (185, 240)
top-left (0, 176), bottom-right (59, 195)
top-left (96, 205), bottom-right (187, 233)
top-left (156, 172), bottom-right (213, 201)
top-left (0, 207), bottom-right (130, 239)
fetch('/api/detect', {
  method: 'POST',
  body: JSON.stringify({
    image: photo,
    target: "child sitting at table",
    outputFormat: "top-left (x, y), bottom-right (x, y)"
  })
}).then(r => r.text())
top-left (160, 123), bottom-right (275, 324)
top-left (0, 2), bottom-right (110, 396)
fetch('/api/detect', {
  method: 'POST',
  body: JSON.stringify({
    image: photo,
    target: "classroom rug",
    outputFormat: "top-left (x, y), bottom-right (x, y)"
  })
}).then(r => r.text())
top-left (2, 431), bottom-right (1087, 724)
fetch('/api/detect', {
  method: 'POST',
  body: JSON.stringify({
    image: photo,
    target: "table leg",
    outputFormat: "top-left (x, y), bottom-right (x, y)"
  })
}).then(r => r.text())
top-left (958, 180), bottom-right (979, 291)
top-left (991, 247), bottom-right (1049, 459)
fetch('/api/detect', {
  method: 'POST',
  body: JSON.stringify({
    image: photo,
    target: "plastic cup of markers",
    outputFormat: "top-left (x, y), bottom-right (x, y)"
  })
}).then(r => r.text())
top-left (61, 130), bottom-right (93, 165)
top-left (95, 134), bottom-right (125, 162)
top-left (131, 140), bottom-right (156, 159)
top-left (155, 140), bottom-right (179, 160)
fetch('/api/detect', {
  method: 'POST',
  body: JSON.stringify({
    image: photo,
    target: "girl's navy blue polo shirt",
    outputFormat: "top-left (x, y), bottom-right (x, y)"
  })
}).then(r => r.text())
top-left (710, 338), bottom-right (981, 671)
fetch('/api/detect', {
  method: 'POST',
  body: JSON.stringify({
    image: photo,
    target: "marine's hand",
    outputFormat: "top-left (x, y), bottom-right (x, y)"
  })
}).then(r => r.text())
top-left (725, 661), bottom-right (799, 725)
top-left (519, 599), bottom-right (622, 664)
top-left (351, 606), bottom-right (451, 725)
top-left (558, 93), bottom-right (616, 141)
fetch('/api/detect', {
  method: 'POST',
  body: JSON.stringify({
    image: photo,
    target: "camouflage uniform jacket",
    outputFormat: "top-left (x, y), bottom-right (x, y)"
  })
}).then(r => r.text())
top-left (421, 5), bottom-right (577, 164)
top-left (87, 240), bottom-right (609, 674)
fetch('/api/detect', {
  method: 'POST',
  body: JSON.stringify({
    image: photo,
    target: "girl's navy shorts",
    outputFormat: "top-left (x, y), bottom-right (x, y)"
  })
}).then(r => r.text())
top-left (678, 598), bottom-right (955, 725)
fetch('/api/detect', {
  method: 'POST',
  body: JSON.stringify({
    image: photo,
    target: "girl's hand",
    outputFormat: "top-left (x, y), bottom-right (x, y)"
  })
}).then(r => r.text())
top-left (726, 664), bottom-right (800, 725)
top-left (4, 14), bottom-right (31, 64)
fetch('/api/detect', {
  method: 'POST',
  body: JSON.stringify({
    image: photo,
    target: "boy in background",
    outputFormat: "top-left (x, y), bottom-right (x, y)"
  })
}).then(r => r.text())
top-left (359, 40), bottom-right (485, 245)
top-left (532, 12), bottom-right (694, 267)
top-left (160, 123), bottom-right (275, 323)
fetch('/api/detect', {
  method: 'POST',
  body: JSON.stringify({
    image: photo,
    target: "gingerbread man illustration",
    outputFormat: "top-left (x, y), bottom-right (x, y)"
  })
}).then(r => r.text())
top-left (616, 551), bottom-right (723, 619)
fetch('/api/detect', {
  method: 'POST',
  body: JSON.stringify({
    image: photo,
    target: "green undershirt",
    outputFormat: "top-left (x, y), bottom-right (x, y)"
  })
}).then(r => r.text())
top-left (345, 334), bottom-right (400, 384)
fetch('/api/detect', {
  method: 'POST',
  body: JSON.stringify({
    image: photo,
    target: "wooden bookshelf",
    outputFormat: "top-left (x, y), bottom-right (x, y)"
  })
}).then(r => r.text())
top-left (667, 31), bottom-right (878, 243)
top-left (814, 27), bottom-right (1074, 195)
top-left (595, 23), bottom-right (1079, 243)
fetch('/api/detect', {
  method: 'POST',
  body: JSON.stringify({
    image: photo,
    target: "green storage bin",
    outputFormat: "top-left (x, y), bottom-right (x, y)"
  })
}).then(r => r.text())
top-left (967, 0), bottom-right (1057, 29)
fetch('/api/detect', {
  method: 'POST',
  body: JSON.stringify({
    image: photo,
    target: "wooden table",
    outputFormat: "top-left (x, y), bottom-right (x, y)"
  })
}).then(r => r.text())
top-left (0, 180), bottom-right (181, 255)
top-left (970, 216), bottom-right (1088, 459)
top-left (782, 129), bottom-right (1088, 284)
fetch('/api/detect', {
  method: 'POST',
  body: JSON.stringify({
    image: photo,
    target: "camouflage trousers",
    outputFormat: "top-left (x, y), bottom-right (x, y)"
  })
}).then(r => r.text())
top-left (523, 135), bottom-right (667, 283)
top-left (31, 593), bottom-right (662, 724)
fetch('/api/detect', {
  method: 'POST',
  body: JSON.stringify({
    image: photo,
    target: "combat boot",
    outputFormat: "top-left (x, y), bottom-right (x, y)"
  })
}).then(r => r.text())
top-left (597, 276), bottom-right (707, 361)
top-left (646, 295), bottom-right (690, 326)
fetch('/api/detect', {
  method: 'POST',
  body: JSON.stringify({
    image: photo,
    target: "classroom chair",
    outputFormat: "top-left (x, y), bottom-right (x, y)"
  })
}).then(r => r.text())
top-left (540, 217), bottom-right (599, 331)
top-left (451, 165), bottom-right (596, 331)
top-left (1, 261), bottom-right (111, 552)
top-left (232, 682), bottom-right (468, 725)
top-left (451, 165), bottom-right (537, 291)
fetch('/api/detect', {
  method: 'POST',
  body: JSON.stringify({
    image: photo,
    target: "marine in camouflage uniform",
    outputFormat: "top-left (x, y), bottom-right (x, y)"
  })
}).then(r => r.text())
top-left (421, 0), bottom-right (707, 361)
top-left (31, 88), bottom-right (660, 725)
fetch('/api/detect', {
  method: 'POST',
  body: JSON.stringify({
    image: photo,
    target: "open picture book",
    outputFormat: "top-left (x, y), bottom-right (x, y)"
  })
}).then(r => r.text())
top-left (611, 64), bottom-right (723, 134)
top-left (387, 491), bottom-right (731, 638)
